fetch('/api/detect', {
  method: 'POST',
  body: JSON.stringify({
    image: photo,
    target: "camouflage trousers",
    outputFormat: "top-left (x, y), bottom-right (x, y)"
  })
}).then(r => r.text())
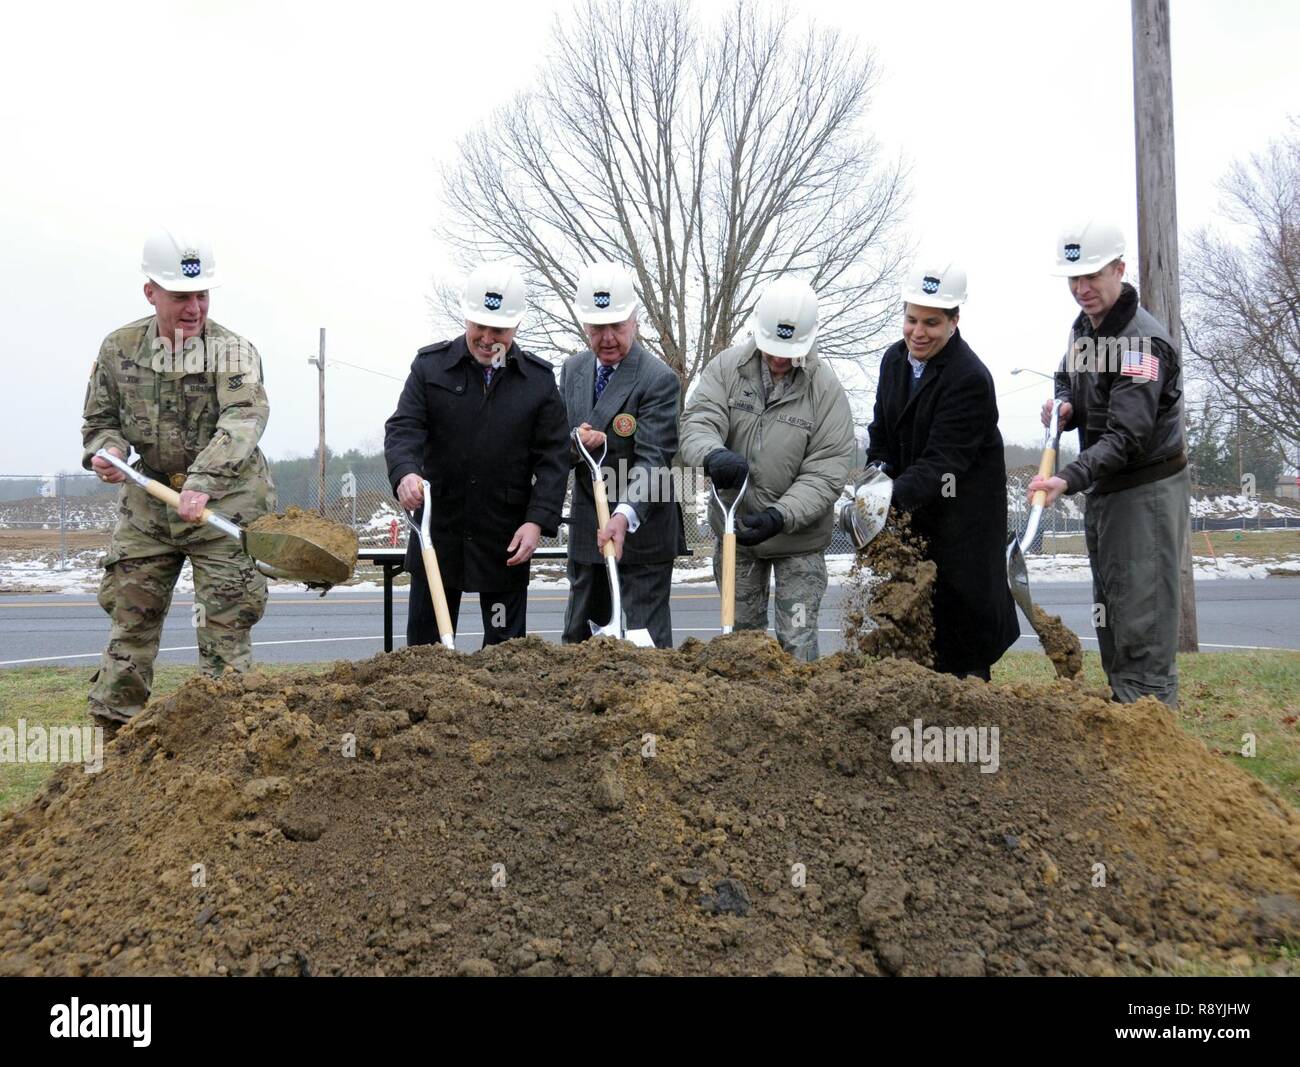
top-left (713, 547), bottom-right (828, 662)
top-left (89, 523), bottom-right (268, 722)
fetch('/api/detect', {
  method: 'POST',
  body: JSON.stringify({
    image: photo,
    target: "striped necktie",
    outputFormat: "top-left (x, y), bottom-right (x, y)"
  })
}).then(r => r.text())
top-left (595, 362), bottom-right (614, 402)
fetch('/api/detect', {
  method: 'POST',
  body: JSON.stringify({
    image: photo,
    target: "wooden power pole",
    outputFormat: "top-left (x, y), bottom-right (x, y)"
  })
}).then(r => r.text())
top-left (1132, 0), bottom-right (1199, 652)
top-left (308, 328), bottom-right (326, 512)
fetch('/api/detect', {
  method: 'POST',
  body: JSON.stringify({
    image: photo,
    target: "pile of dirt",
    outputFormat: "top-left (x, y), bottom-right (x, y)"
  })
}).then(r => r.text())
top-left (2, 632), bottom-right (1297, 977)
top-left (842, 510), bottom-right (936, 667)
top-left (1030, 605), bottom-right (1084, 681)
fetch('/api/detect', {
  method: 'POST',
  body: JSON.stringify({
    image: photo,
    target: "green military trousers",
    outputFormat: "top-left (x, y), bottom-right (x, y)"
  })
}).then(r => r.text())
top-left (88, 520), bottom-right (268, 722)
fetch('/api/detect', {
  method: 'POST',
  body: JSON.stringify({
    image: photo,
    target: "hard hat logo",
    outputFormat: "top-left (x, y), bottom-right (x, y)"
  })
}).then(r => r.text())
top-left (1064, 243), bottom-right (1082, 262)
top-left (776, 323), bottom-right (796, 340)
top-left (484, 292), bottom-right (504, 311)
top-left (142, 231), bottom-right (218, 292)
top-left (900, 260), bottom-right (966, 309)
top-left (574, 262), bottom-right (638, 324)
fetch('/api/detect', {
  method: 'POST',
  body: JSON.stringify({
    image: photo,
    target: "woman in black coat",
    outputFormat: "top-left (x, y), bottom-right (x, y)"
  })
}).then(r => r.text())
top-left (865, 262), bottom-right (1019, 678)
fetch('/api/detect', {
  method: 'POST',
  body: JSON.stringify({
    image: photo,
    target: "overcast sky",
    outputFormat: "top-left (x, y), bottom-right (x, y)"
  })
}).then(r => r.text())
top-left (1, 0), bottom-right (1295, 476)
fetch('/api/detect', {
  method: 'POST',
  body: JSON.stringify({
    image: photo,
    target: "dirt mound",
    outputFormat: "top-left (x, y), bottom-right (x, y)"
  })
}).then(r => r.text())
top-left (1, 633), bottom-right (1297, 977)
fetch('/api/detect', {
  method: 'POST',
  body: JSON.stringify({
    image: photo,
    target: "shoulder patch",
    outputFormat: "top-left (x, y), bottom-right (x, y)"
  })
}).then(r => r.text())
top-left (417, 340), bottom-right (453, 357)
top-left (521, 349), bottom-right (555, 369)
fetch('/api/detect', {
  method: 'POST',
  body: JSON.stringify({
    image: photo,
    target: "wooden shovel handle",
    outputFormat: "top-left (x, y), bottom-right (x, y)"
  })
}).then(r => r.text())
top-left (591, 466), bottom-right (617, 561)
top-left (139, 477), bottom-right (219, 524)
top-left (420, 543), bottom-right (456, 644)
top-left (720, 532), bottom-right (737, 629)
top-left (1030, 447), bottom-right (1058, 509)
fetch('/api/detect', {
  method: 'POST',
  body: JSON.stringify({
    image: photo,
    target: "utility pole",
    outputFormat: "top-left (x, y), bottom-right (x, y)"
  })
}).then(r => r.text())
top-left (308, 328), bottom-right (326, 512)
top-left (1132, 0), bottom-right (1198, 652)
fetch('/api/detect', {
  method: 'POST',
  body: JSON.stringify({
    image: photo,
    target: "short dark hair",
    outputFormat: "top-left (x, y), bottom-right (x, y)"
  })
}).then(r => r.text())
top-left (903, 301), bottom-right (960, 321)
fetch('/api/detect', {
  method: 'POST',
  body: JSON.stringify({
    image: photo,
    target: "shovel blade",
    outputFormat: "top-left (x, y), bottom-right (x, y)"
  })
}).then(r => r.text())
top-left (1006, 537), bottom-right (1035, 620)
top-left (840, 469), bottom-right (892, 550)
top-left (244, 528), bottom-right (355, 586)
top-left (587, 619), bottom-right (655, 647)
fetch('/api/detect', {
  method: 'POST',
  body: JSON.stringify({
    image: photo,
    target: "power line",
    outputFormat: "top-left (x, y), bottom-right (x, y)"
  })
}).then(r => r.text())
top-left (995, 379), bottom-right (1050, 401)
top-left (329, 358), bottom-right (405, 383)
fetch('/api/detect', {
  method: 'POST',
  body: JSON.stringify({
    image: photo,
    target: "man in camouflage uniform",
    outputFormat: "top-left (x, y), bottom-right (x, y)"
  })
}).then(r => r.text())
top-left (679, 279), bottom-right (855, 661)
top-left (81, 230), bottom-right (275, 727)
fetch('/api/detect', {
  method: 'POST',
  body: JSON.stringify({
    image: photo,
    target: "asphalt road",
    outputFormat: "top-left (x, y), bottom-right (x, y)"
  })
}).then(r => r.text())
top-left (1, 578), bottom-right (1297, 668)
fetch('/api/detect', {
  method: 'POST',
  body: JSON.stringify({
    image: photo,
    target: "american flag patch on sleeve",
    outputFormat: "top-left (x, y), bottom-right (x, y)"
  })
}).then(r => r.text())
top-left (1120, 349), bottom-right (1159, 381)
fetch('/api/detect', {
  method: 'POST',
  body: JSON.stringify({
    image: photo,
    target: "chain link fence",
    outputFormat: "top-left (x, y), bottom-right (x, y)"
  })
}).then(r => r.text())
top-left (3, 467), bottom-right (1296, 574)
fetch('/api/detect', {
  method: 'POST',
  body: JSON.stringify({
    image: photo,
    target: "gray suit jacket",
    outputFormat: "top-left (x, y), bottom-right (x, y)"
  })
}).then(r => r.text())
top-left (560, 342), bottom-right (687, 565)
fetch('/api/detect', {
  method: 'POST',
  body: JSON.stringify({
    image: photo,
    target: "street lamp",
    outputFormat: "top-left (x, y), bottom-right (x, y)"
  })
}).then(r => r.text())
top-left (1010, 367), bottom-right (1053, 381)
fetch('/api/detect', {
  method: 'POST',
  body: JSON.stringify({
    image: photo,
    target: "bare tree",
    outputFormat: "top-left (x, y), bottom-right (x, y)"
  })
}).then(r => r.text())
top-left (1182, 122), bottom-right (1300, 450)
top-left (435, 0), bottom-right (908, 393)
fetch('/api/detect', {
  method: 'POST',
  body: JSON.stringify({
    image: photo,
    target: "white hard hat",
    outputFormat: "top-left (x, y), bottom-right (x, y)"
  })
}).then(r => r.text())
top-left (900, 261), bottom-right (967, 309)
top-left (463, 263), bottom-right (527, 328)
top-left (142, 229), bottom-right (219, 292)
top-left (753, 278), bottom-right (818, 360)
top-left (575, 261), bottom-right (638, 324)
top-left (1051, 220), bottom-right (1126, 276)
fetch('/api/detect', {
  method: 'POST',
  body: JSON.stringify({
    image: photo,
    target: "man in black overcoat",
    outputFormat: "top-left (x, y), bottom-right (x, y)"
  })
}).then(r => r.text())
top-left (385, 263), bottom-right (569, 647)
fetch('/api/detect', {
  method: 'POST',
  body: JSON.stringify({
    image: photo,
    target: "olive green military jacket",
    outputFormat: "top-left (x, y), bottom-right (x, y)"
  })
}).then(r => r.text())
top-left (81, 316), bottom-right (275, 541)
top-left (679, 338), bottom-right (855, 558)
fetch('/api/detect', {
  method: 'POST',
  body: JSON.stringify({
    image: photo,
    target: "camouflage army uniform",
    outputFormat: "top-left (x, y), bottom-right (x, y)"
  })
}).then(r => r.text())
top-left (81, 316), bottom-right (275, 722)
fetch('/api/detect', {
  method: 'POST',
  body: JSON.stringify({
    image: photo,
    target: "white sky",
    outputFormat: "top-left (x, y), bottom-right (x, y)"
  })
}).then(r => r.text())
top-left (1, 0), bottom-right (1295, 476)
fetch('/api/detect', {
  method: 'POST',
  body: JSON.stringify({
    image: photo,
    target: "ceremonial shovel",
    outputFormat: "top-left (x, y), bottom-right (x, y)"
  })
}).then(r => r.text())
top-left (405, 479), bottom-right (456, 650)
top-left (572, 430), bottom-right (654, 647)
top-left (94, 448), bottom-right (353, 587)
top-left (710, 474), bottom-right (749, 635)
top-left (1007, 399), bottom-right (1062, 636)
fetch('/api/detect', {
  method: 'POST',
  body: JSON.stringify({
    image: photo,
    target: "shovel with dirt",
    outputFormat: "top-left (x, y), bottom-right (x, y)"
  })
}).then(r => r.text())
top-left (1005, 402), bottom-right (1084, 679)
top-left (573, 430), bottom-right (654, 647)
top-left (838, 463), bottom-right (894, 551)
top-left (94, 449), bottom-right (357, 590)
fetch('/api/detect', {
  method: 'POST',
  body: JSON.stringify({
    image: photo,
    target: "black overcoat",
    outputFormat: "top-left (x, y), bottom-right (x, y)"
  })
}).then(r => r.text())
top-left (866, 329), bottom-right (1019, 673)
top-left (384, 335), bottom-right (570, 592)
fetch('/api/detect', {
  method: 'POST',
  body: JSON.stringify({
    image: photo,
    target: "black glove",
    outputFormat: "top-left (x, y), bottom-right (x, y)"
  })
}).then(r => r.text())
top-left (735, 507), bottom-right (784, 546)
top-left (704, 448), bottom-right (750, 490)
